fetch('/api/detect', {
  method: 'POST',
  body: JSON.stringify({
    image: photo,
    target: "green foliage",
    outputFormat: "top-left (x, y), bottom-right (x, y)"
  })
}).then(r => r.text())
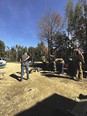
top-left (65, 0), bottom-right (74, 35)
top-left (65, 0), bottom-right (87, 52)
top-left (0, 40), bottom-right (5, 57)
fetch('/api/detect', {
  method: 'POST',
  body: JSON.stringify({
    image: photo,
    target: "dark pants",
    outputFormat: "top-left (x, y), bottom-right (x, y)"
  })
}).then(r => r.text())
top-left (55, 62), bottom-right (64, 74)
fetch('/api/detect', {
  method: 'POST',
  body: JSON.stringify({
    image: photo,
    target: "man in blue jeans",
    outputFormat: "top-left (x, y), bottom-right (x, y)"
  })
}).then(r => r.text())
top-left (20, 52), bottom-right (30, 81)
top-left (54, 58), bottom-right (65, 74)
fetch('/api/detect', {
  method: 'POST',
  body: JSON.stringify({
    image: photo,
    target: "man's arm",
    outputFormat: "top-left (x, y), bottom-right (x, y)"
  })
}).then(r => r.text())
top-left (77, 49), bottom-right (85, 63)
top-left (23, 55), bottom-right (30, 62)
top-left (80, 54), bottom-right (85, 63)
top-left (49, 54), bottom-right (55, 58)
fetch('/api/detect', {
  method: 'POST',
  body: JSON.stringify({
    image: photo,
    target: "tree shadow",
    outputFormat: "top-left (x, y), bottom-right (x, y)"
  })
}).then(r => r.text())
top-left (15, 93), bottom-right (77, 116)
top-left (9, 74), bottom-right (21, 81)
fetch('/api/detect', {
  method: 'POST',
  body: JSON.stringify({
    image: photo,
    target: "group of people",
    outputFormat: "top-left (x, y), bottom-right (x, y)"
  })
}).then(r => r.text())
top-left (50, 48), bottom-right (85, 81)
top-left (20, 48), bottom-right (85, 82)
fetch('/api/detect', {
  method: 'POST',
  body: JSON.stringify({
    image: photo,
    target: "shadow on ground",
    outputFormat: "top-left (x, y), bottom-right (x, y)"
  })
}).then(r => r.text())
top-left (15, 93), bottom-right (78, 116)
top-left (9, 74), bottom-right (21, 81)
top-left (40, 71), bottom-right (73, 80)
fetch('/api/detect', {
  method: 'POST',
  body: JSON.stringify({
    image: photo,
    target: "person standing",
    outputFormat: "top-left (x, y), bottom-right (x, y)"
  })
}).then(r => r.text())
top-left (20, 52), bottom-right (30, 81)
top-left (73, 49), bottom-right (85, 81)
top-left (50, 52), bottom-right (65, 74)
top-left (54, 57), bottom-right (65, 74)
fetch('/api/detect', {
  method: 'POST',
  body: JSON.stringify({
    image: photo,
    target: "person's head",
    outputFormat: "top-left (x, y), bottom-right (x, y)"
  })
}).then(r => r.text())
top-left (75, 49), bottom-right (81, 56)
top-left (24, 52), bottom-right (27, 55)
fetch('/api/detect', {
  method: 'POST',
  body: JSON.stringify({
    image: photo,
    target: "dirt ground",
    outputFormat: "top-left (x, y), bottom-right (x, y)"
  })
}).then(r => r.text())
top-left (0, 62), bottom-right (87, 116)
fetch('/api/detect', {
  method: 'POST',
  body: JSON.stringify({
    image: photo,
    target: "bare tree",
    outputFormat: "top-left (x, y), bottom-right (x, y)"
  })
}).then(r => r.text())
top-left (38, 10), bottom-right (63, 55)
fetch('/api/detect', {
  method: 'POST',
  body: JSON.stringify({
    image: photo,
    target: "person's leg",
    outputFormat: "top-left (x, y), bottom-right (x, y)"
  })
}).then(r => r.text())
top-left (75, 69), bottom-right (79, 79)
top-left (21, 65), bottom-right (24, 81)
top-left (56, 62), bottom-right (60, 73)
top-left (73, 69), bottom-right (79, 81)
top-left (79, 62), bottom-right (83, 79)
top-left (25, 62), bottom-right (29, 80)
top-left (54, 61), bottom-right (57, 72)
top-left (61, 63), bottom-right (64, 74)
top-left (73, 62), bottom-right (79, 80)
top-left (58, 63), bottom-right (60, 73)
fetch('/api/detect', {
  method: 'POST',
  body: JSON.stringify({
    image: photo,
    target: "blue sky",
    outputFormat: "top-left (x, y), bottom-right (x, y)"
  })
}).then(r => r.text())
top-left (0, 0), bottom-right (78, 48)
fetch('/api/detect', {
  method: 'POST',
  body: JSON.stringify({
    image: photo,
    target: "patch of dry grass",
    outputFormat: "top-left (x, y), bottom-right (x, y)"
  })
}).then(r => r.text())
top-left (0, 62), bottom-right (87, 116)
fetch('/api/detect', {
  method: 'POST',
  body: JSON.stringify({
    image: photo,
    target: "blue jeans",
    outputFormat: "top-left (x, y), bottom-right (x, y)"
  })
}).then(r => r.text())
top-left (54, 62), bottom-right (64, 74)
top-left (21, 61), bottom-right (29, 80)
top-left (61, 63), bottom-right (65, 74)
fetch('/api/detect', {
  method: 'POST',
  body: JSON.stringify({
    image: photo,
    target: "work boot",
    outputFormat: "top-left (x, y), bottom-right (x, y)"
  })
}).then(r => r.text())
top-left (73, 77), bottom-right (79, 81)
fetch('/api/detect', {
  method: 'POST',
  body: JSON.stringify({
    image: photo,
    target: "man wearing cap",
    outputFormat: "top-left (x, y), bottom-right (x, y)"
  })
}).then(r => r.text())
top-left (20, 52), bottom-right (30, 81)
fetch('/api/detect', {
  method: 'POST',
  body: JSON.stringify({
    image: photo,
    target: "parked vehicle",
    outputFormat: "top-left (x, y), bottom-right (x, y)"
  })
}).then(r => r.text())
top-left (0, 58), bottom-right (6, 68)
